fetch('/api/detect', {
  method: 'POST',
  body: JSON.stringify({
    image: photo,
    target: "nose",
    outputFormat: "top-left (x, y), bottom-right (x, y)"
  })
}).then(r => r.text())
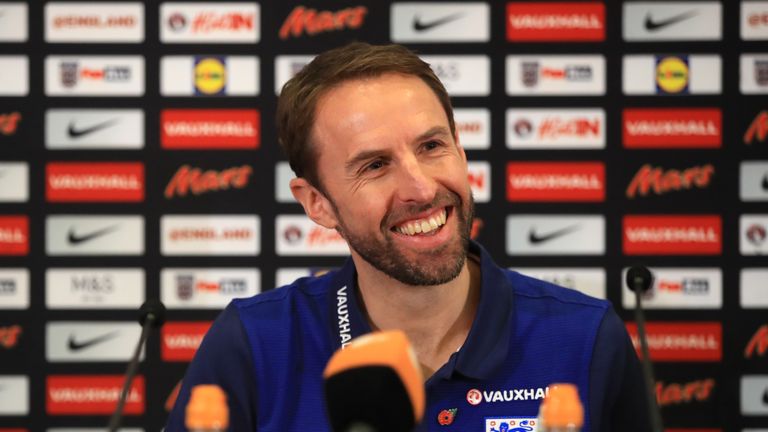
top-left (393, 155), bottom-right (437, 204)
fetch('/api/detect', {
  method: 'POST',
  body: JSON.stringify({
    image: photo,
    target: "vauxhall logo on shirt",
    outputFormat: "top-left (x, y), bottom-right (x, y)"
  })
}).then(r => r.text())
top-left (466, 386), bottom-right (550, 405)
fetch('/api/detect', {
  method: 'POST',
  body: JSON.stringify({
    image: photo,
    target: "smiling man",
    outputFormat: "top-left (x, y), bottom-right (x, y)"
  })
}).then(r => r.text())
top-left (166, 43), bottom-right (650, 431)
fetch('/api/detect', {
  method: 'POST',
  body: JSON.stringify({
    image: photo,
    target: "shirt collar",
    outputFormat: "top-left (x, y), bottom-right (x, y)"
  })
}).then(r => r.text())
top-left (326, 241), bottom-right (515, 380)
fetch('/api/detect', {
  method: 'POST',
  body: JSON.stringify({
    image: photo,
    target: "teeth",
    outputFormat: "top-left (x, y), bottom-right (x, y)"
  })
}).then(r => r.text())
top-left (395, 209), bottom-right (448, 236)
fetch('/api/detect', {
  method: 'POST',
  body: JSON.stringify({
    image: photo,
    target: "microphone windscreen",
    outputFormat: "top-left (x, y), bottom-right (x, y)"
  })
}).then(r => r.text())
top-left (323, 330), bottom-right (424, 432)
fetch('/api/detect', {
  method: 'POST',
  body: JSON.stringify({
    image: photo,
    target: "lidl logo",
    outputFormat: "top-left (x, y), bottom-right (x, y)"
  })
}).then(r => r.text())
top-left (194, 57), bottom-right (226, 96)
top-left (656, 56), bottom-right (689, 94)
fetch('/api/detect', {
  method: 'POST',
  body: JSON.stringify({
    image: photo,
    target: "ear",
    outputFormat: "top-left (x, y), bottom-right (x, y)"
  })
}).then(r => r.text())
top-left (290, 177), bottom-right (339, 230)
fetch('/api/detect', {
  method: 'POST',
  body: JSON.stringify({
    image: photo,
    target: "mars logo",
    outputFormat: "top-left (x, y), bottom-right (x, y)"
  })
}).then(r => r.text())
top-left (626, 164), bottom-right (714, 198)
top-left (0, 112), bottom-right (21, 135)
top-left (280, 6), bottom-right (367, 39)
top-left (656, 379), bottom-right (715, 407)
top-left (194, 57), bottom-right (226, 95)
top-left (467, 388), bottom-right (482, 405)
top-left (0, 325), bottom-right (21, 348)
top-left (745, 324), bottom-right (768, 359)
top-left (165, 165), bottom-right (252, 199)
top-left (745, 111), bottom-right (768, 145)
top-left (656, 56), bottom-right (689, 94)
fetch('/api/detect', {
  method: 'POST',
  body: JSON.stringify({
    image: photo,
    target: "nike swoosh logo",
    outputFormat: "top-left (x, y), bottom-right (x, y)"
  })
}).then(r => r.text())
top-left (67, 331), bottom-right (120, 351)
top-left (67, 118), bottom-right (120, 139)
top-left (644, 10), bottom-right (698, 31)
top-left (67, 225), bottom-right (120, 245)
top-left (529, 225), bottom-right (581, 244)
top-left (413, 12), bottom-right (465, 32)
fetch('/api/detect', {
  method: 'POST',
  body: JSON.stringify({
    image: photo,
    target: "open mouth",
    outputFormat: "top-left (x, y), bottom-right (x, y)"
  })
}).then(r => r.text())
top-left (392, 207), bottom-right (449, 236)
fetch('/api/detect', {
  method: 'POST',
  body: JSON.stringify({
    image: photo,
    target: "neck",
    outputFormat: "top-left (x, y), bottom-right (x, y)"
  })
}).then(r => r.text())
top-left (353, 253), bottom-right (481, 378)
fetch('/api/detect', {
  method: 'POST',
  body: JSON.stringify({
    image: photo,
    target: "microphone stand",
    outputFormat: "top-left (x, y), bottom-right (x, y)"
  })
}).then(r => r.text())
top-left (107, 299), bottom-right (166, 432)
top-left (626, 266), bottom-right (663, 432)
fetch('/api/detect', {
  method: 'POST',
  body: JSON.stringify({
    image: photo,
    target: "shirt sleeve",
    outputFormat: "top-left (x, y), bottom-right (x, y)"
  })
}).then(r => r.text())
top-left (588, 306), bottom-right (653, 432)
top-left (165, 302), bottom-right (258, 431)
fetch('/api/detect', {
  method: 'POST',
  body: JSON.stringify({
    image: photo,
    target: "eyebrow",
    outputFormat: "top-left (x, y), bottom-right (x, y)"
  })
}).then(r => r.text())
top-left (344, 126), bottom-right (452, 172)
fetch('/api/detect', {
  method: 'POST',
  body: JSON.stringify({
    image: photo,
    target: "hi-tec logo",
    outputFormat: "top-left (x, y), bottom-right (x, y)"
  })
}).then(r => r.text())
top-left (466, 387), bottom-right (549, 405)
top-left (623, 108), bottom-right (721, 148)
top-left (160, 3), bottom-right (260, 43)
top-left (626, 164), bottom-right (714, 198)
top-left (337, 286), bottom-right (351, 348)
top-left (507, 108), bottom-right (605, 149)
top-left (506, 2), bottom-right (605, 42)
top-left (280, 6), bottom-right (367, 39)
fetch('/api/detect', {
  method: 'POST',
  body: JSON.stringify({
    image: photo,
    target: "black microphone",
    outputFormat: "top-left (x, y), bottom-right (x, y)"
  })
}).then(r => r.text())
top-left (107, 299), bottom-right (166, 432)
top-left (625, 266), bottom-right (663, 432)
top-left (323, 330), bottom-right (425, 432)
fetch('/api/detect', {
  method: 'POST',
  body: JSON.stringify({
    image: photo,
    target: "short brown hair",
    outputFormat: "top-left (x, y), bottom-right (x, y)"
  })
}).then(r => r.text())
top-left (276, 42), bottom-right (456, 188)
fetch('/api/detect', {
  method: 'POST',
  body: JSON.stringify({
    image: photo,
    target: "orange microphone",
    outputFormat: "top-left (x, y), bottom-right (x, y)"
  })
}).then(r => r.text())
top-left (323, 330), bottom-right (425, 432)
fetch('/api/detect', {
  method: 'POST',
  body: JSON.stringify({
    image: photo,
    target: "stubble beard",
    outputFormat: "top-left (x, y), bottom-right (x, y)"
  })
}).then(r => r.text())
top-left (331, 190), bottom-right (474, 286)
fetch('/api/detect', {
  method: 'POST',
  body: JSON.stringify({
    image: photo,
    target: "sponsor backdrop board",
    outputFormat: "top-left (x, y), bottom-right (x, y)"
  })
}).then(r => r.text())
top-left (0, 1), bottom-right (766, 431)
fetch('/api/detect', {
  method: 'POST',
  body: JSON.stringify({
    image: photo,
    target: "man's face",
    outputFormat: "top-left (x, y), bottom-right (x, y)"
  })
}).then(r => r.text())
top-left (308, 73), bottom-right (473, 286)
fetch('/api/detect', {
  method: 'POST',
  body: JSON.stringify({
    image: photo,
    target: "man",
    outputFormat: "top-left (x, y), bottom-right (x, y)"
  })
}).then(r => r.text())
top-left (166, 43), bottom-right (650, 431)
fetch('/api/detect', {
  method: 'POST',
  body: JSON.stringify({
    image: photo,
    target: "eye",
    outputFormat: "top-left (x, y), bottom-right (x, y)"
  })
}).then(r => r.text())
top-left (364, 159), bottom-right (385, 171)
top-left (422, 140), bottom-right (442, 151)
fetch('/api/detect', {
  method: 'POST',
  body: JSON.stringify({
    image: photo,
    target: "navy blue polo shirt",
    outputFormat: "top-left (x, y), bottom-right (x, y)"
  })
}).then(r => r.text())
top-left (166, 241), bottom-right (650, 431)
